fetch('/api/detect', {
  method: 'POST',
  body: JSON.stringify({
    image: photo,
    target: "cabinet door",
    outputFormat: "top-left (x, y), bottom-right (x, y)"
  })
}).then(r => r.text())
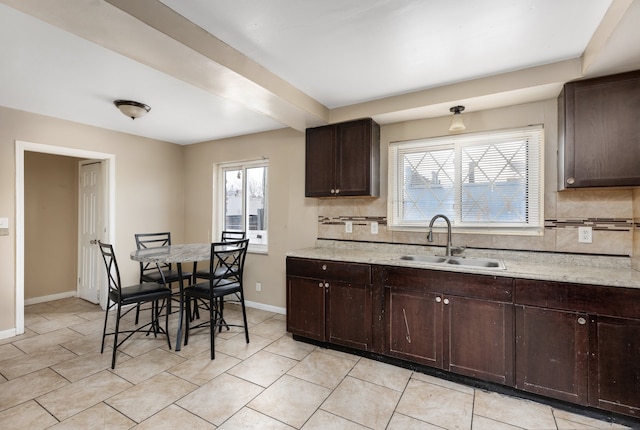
top-left (446, 295), bottom-right (514, 385)
top-left (385, 287), bottom-right (442, 367)
top-left (327, 281), bottom-right (372, 350)
top-left (286, 276), bottom-right (326, 341)
top-left (305, 125), bottom-right (336, 197)
top-left (560, 70), bottom-right (640, 188)
top-left (335, 119), bottom-right (379, 196)
top-left (590, 316), bottom-right (640, 417)
top-left (515, 306), bottom-right (589, 405)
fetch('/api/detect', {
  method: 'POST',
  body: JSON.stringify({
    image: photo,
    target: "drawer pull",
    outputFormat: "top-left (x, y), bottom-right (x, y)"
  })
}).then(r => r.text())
top-left (577, 317), bottom-right (586, 325)
top-left (435, 297), bottom-right (442, 303)
top-left (318, 282), bottom-right (323, 288)
top-left (322, 264), bottom-right (327, 271)
top-left (443, 298), bottom-right (450, 305)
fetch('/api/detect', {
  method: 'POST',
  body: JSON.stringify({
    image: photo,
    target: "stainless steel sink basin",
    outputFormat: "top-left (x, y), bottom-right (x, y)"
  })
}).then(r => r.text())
top-left (399, 255), bottom-right (447, 264)
top-left (397, 255), bottom-right (505, 270)
top-left (446, 256), bottom-right (505, 269)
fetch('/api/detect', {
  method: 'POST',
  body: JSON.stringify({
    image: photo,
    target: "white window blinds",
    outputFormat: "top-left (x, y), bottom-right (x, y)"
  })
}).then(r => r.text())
top-left (388, 125), bottom-right (544, 234)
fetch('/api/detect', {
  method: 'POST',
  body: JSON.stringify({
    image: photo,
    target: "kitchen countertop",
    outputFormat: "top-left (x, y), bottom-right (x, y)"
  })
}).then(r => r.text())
top-left (286, 240), bottom-right (640, 290)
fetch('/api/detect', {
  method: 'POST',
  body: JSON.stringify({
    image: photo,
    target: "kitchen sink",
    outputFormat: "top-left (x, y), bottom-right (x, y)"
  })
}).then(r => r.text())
top-left (397, 255), bottom-right (506, 270)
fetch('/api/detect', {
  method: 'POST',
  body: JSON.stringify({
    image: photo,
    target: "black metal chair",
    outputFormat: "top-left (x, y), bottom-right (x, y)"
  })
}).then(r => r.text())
top-left (185, 239), bottom-right (249, 359)
top-left (98, 241), bottom-right (172, 369)
top-left (134, 232), bottom-right (192, 322)
top-left (191, 231), bottom-right (246, 320)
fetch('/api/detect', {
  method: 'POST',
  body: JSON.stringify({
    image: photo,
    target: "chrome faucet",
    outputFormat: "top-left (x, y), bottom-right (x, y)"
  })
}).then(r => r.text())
top-left (427, 214), bottom-right (454, 256)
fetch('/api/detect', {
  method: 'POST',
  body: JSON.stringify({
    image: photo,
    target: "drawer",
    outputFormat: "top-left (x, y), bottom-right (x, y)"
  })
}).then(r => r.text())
top-left (286, 257), bottom-right (371, 284)
top-left (515, 279), bottom-right (640, 319)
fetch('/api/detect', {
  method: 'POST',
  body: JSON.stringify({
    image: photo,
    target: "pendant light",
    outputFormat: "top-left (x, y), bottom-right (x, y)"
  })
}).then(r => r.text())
top-left (449, 105), bottom-right (466, 132)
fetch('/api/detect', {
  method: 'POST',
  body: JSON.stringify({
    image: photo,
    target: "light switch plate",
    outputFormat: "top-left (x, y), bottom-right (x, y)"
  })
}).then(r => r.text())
top-left (345, 221), bottom-right (353, 233)
top-left (0, 217), bottom-right (8, 229)
top-left (371, 221), bottom-right (379, 234)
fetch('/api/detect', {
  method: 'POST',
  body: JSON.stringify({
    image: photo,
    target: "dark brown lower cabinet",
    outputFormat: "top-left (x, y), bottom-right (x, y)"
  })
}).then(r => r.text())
top-left (383, 266), bottom-right (514, 385)
top-left (515, 306), bottom-right (589, 405)
top-left (286, 257), bottom-right (372, 350)
top-left (286, 258), bottom-right (640, 419)
top-left (590, 316), bottom-right (640, 418)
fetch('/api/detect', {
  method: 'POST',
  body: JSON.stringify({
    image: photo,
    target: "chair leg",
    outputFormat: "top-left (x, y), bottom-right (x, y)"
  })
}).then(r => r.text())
top-left (111, 303), bottom-right (122, 369)
top-left (184, 295), bottom-right (191, 346)
top-left (210, 299), bottom-right (216, 360)
top-left (101, 302), bottom-right (111, 353)
top-left (164, 298), bottom-right (172, 350)
top-left (239, 291), bottom-right (250, 344)
top-left (134, 303), bottom-right (140, 325)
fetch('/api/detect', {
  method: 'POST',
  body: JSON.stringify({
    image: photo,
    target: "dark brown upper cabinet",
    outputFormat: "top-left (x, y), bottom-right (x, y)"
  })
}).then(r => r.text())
top-left (305, 118), bottom-right (380, 197)
top-left (558, 70), bottom-right (640, 190)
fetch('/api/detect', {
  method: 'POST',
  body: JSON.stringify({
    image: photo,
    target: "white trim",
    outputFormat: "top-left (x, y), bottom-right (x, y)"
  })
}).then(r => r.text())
top-left (15, 140), bottom-right (116, 337)
top-left (0, 328), bottom-right (17, 340)
top-left (24, 291), bottom-right (77, 306)
top-left (244, 299), bottom-right (286, 315)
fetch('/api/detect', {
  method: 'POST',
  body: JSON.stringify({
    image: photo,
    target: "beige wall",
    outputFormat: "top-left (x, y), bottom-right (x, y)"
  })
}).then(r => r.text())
top-left (183, 127), bottom-right (318, 310)
top-left (24, 152), bottom-right (80, 300)
top-left (318, 99), bottom-right (637, 258)
top-left (0, 106), bottom-right (185, 333)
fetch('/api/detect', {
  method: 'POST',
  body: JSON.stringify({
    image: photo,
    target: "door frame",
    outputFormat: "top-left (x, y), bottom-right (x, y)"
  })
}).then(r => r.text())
top-left (15, 140), bottom-right (115, 335)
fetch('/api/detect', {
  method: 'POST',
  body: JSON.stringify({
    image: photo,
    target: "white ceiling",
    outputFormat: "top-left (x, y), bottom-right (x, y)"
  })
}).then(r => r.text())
top-left (1, 0), bottom-right (639, 145)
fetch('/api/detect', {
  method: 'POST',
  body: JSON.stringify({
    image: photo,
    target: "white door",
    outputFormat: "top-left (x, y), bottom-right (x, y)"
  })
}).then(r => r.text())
top-left (78, 161), bottom-right (103, 303)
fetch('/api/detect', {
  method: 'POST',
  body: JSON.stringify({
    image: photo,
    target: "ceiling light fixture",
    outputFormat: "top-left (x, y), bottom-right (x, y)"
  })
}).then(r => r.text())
top-left (114, 100), bottom-right (150, 120)
top-left (449, 105), bottom-right (466, 132)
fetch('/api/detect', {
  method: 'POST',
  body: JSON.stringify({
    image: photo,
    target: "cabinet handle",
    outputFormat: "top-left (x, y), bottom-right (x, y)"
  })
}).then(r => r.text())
top-left (325, 282), bottom-right (329, 289)
top-left (435, 297), bottom-right (442, 303)
top-left (577, 317), bottom-right (586, 325)
top-left (318, 282), bottom-right (323, 288)
top-left (335, 188), bottom-right (340, 194)
top-left (402, 308), bottom-right (412, 344)
top-left (567, 177), bottom-right (575, 185)
top-left (322, 264), bottom-right (327, 271)
top-left (331, 189), bottom-right (336, 194)
top-left (443, 298), bottom-right (450, 305)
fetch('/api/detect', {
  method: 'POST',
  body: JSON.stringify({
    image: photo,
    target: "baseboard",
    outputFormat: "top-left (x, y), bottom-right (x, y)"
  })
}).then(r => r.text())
top-left (24, 290), bottom-right (77, 306)
top-left (244, 300), bottom-right (286, 315)
top-left (0, 328), bottom-right (17, 340)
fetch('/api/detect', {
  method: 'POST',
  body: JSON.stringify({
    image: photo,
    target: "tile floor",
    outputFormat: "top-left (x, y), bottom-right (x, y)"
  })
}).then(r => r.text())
top-left (0, 297), bottom-right (634, 429)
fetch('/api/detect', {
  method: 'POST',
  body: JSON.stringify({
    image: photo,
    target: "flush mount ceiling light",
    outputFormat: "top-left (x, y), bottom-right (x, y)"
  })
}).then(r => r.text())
top-left (449, 105), bottom-right (466, 132)
top-left (114, 100), bottom-right (150, 120)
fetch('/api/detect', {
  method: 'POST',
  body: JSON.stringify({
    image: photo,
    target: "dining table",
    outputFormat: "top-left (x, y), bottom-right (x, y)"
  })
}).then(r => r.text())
top-left (130, 243), bottom-right (211, 351)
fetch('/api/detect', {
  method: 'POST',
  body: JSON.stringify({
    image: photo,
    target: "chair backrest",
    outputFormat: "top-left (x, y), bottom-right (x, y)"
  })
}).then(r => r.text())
top-left (98, 241), bottom-right (122, 298)
top-left (208, 239), bottom-right (249, 288)
top-left (135, 232), bottom-right (173, 278)
top-left (221, 230), bottom-right (246, 242)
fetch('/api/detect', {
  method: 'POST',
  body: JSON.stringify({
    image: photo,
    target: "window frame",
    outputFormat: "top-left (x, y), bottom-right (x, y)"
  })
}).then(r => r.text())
top-left (387, 125), bottom-right (544, 235)
top-left (216, 159), bottom-right (269, 253)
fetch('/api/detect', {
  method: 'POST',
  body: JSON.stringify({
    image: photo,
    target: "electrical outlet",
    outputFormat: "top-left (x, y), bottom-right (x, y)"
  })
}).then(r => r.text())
top-left (578, 226), bottom-right (593, 243)
top-left (345, 221), bottom-right (353, 233)
top-left (255, 282), bottom-right (262, 292)
top-left (371, 221), bottom-right (379, 234)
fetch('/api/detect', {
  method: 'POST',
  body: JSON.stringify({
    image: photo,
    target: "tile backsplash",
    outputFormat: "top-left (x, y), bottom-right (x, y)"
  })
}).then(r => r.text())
top-left (317, 188), bottom-right (639, 261)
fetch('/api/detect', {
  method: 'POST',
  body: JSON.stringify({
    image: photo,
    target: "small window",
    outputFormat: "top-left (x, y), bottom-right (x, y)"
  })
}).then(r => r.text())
top-left (218, 160), bottom-right (268, 252)
top-left (388, 126), bottom-right (544, 234)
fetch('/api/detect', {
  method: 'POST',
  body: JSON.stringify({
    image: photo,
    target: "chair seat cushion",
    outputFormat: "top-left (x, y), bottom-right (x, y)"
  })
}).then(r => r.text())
top-left (142, 269), bottom-right (192, 283)
top-left (110, 282), bottom-right (172, 305)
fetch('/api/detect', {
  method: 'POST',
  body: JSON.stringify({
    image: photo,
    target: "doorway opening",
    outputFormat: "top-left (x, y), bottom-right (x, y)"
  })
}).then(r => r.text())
top-left (15, 140), bottom-right (115, 336)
